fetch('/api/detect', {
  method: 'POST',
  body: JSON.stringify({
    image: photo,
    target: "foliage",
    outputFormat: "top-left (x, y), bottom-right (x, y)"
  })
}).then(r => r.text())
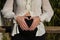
top-left (45, 0), bottom-right (60, 40)
top-left (44, 0), bottom-right (60, 26)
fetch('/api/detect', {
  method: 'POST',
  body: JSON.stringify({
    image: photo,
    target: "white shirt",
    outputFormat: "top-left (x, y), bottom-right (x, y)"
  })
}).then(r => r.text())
top-left (1, 0), bottom-right (54, 36)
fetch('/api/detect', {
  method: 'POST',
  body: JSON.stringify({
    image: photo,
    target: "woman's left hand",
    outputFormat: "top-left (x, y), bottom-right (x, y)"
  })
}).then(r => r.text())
top-left (29, 16), bottom-right (40, 31)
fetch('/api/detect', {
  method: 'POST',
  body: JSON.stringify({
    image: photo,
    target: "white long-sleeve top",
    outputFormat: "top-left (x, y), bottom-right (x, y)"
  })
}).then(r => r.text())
top-left (1, 0), bottom-right (54, 36)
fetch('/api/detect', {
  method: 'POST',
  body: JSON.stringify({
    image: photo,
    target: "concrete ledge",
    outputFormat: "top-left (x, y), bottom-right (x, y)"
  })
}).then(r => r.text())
top-left (0, 26), bottom-right (60, 33)
top-left (0, 27), bottom-right (5, 32)
top-left (46, 26), bottom-right (60, 33)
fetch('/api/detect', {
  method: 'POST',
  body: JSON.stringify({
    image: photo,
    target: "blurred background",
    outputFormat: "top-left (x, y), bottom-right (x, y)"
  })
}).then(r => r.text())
top-left (0, 0), bottom-right (60, 40)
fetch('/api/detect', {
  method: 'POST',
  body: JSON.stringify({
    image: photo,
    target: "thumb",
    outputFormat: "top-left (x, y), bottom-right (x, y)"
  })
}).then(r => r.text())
top-left (24, 17), bottom-right (30, 20)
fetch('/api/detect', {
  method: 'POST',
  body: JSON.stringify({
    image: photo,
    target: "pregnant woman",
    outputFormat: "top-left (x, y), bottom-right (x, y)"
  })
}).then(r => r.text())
top-left (1, 0), bottom-right (54, 40)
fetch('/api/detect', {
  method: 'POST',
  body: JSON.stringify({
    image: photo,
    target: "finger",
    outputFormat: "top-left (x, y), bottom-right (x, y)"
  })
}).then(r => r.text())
top-left (29, 28), bottom-right (34, 31)
top-left (21, 21), bottom-right (29, 31)
top-left (23, 21), bottom-right (29, 30)
top-left (24, 17), bottom-right (29, 20)
top-left (29, 22), bottom-right (37, 31)
top-left (21, 22), bottom-right (27, 30)
top-left (29, 26), bottom-right (34, 31)
top-left (30, 17), bottom-right (33, 20)
top-left (19, 22), bottom-right (25, 31)
top-left (19, 20), bottom-right (27, 31)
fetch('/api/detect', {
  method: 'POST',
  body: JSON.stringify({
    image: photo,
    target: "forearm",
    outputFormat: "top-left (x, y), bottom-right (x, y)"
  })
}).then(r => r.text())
top-left (1, 0), bottom-right (15, 18)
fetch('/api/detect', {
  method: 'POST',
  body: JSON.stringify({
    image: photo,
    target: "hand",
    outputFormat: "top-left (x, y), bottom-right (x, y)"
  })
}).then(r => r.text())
top-left (29, 16), bottom-right (40, 31)
top-left (24, 11), bottom-right (31, 16)
top-left (16, 16), bottom-right (29, 31)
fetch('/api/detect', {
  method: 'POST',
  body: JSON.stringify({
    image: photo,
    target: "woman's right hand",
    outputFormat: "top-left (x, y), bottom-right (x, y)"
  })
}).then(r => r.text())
top-left (16, 16), bottom-right (29, 31)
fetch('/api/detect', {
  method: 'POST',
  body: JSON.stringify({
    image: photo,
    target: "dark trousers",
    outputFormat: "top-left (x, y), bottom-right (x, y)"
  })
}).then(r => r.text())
top-left (11, 16), bottom-right (45, 40)
top-left (11, 33), bottom-right (45, 40)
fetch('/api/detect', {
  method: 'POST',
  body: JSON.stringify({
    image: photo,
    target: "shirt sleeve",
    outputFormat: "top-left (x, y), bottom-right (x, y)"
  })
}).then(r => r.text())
top-left (1, 0), bottom-right (15, 18)
top-left (39, 0), bottom-right (54, 22)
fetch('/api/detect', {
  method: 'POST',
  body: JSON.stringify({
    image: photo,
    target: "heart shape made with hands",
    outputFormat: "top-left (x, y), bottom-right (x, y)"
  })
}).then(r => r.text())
top-left (25, 16), bottom-right (33, 27)
top-left (18, 16), bottom-right (37, 37)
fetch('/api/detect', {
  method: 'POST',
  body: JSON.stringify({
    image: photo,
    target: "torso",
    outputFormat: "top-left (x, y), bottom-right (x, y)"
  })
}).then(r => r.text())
top-left (15, 0), bottom-right (42, 17)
